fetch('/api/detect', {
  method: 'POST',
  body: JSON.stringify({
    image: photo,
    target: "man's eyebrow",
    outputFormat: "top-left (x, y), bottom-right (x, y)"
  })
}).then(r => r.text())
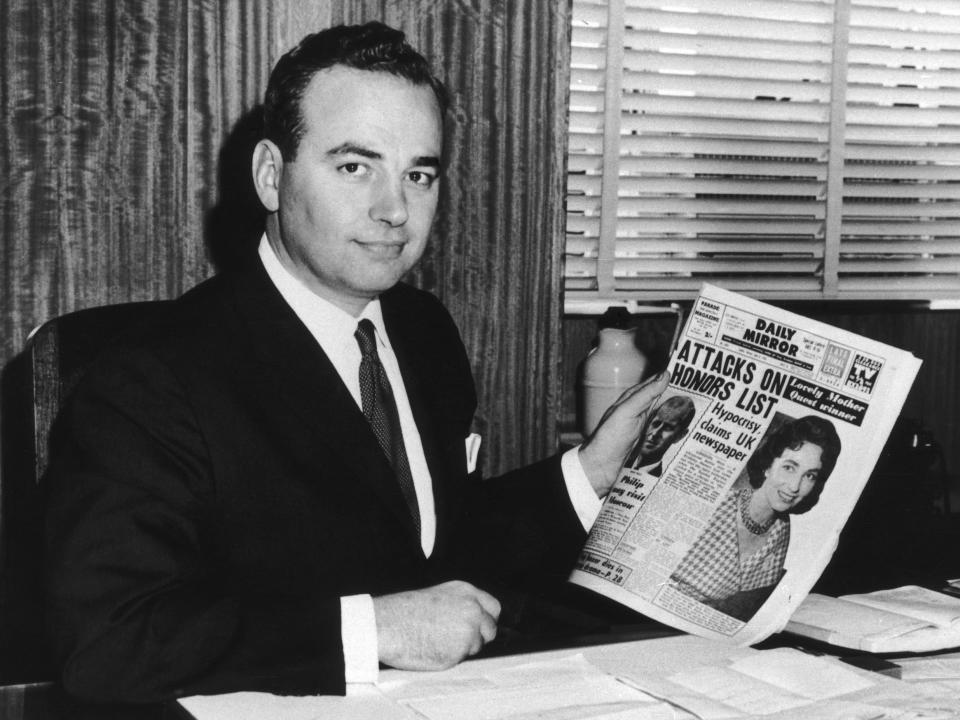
top-left (414, 155), bottom-right (441, 168)
top-left (326, 143), bottom-right (382, 160)
top-left (325, 143), bottom-right (441, 169)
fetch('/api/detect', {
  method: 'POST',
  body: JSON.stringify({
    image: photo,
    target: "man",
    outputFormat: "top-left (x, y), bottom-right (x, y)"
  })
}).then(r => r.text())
top-left (44, 22), bottom-right (667, 704)
top-left (623, 395), bottom-right (695, 476)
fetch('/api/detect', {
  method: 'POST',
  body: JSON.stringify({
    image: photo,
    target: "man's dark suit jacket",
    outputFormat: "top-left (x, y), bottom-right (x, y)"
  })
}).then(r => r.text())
top-left (43, 258), bottom-right (587, 703)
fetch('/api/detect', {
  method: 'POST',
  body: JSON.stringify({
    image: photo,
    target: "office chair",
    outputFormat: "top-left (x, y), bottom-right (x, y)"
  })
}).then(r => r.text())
top-left (0, 300), bottom-right (173, 682)
top-left (27, 301), bottom-right (175, 480)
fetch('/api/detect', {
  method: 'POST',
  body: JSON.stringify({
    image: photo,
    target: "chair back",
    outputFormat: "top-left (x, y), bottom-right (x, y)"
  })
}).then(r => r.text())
top-left (0, 300), bottom-right (173, 682)
top-left (29, 301), bottom-right (174, 480)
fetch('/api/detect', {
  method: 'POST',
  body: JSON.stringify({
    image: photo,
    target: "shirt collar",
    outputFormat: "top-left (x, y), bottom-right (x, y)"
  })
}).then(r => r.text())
top-left (257, 234), bottom-right (390, 351)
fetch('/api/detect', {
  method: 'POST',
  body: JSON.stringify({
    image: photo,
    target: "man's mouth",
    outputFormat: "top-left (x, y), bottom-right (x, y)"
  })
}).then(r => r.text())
top-left (355, 241), bottom-right (405, 258)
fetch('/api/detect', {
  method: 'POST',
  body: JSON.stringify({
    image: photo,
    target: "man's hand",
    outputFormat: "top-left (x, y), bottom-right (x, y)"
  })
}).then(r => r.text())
top-left (579, 371), bottom-right (669, 498)
top-left (373, 580), bottom-right (501, 671)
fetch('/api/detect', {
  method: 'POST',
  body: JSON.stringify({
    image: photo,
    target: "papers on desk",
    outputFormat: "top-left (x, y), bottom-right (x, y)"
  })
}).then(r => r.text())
top-left (379, 654), bottom-right (672, 720)
top-left (179, 636), bottom-right (960, 720)
top-left (785, 585), bottom-right (960, 652)
top-left (179, 683), bottom-right (413, 720)
top-left (600, 636), bottom-right (960, 719)
top-left (629, 648), bottom-right (873, 718)
top-left (179, 654), bottom-right (670, 720)
top-left (877, 651), bottom-right (960, 720)
top-left (897, 652), bottom-right (960, 683)
top-left (380, 643), bottom-right (883, 720)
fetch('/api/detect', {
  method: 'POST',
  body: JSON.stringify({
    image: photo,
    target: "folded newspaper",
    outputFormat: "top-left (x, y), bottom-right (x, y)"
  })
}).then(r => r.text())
top-left (571, 284), bottom-right (922, 646)
top-left (785, 585), bottom-right (960, 653)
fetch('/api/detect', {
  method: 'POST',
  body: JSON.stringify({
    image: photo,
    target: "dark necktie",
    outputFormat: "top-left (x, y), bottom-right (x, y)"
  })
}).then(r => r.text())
top-left (355, 319), bottom-right (420, 535)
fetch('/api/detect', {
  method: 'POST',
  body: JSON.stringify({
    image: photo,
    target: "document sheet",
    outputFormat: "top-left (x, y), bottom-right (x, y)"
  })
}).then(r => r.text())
top-left (180, 636), bottom-right (960, 720)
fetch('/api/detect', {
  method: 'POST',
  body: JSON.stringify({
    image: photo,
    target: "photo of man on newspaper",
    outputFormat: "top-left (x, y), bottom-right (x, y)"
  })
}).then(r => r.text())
top-left (622, 395), bottom-right (696, 477)
top-left (668, 414), bottom-right (842, 621)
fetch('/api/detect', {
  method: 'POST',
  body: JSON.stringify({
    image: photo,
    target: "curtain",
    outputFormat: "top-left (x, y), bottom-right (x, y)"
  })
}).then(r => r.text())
top-left (2, 1), bottom-right (271, 333)
top-left (1, 0), bottom-right (570, 478)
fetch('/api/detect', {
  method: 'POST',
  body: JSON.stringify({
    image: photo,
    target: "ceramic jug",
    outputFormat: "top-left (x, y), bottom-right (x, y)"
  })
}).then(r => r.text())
top-left (580, 307), bottom-right (647, 436)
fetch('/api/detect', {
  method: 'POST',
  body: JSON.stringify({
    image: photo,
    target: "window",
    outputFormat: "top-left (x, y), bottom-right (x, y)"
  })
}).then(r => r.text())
top-left (565, 0), bottom-right (960, 304)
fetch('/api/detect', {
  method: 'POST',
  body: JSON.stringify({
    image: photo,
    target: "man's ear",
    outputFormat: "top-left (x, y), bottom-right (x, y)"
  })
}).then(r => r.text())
top-left (252, 139), bottom-right (283, 213)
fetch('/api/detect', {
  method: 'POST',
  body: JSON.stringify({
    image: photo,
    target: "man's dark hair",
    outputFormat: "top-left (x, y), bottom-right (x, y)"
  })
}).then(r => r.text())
top-left (263, 21), bottom-right (448, 162)
top-left (746, 415), bottom-right (842, 514)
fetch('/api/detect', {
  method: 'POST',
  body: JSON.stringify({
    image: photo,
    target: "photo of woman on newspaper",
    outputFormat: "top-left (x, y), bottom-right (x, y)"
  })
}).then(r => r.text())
top-left (669, 414), bottom-right (842, 622)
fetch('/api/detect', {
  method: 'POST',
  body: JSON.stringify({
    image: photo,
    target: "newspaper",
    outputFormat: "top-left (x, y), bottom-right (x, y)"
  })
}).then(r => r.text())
top-left (571, 284), bottom-right (923, 646)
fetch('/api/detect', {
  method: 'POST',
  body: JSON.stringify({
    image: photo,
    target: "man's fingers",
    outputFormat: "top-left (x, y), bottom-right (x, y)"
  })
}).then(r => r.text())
top-left (579, 371), bottom-right (672, 497)
top-left (625, 370), bottom-right (669, 400)
top-left (458, 583), bottom-right (499, 649)
top-left (618, 371), bottom-right (669, 413)
top-left (471, 587), bottom-right (502, 621)
top-left (478, 612), bottom-right (498, 644)
top-left (374, 582), bottom-right (505, 671)
top-left (467, 632), bottom-right (484, 657)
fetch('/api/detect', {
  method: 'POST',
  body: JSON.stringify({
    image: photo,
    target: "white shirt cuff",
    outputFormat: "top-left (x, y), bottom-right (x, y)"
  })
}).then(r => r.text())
top-left (561, 446), bottom-right (603, 530)
top-left (340, 594), bottom-right (379, 684)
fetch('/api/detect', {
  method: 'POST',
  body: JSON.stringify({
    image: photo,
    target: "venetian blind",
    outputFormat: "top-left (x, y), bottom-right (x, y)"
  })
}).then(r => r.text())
top-left (565, 0), bottom-right (960, 304)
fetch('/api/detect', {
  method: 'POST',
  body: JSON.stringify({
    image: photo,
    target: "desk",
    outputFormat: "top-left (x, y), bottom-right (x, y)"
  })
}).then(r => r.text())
top-left (0, 682), bottom-right (187, 720)
top-left (0, 619), bottom-right (672, 720)
top-left (5, 579), bottom-right (958, 720)
top-left (177, 634), bottom-right (960, 720)
top-left (6, 631), bottom-right (960, 720)
top-left (0, 627), bottom-right (673, 720)
top-left (0, 580), bottom-right (667, 719)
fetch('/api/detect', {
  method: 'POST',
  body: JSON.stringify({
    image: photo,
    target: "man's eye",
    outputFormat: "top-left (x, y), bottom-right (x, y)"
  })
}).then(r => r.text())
top-left (339, 163), bottom-right (368, 176)
top-left (408, 170), bottom-right (436, 187)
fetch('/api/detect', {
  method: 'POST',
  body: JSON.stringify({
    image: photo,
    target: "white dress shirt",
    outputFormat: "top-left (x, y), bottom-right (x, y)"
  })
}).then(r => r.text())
top-left (257, 236), bottom-right (601, 684)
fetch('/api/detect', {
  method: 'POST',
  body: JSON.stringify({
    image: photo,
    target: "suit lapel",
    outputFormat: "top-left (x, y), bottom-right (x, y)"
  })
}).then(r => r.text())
top-left (380, 288), bottom-right (472, 556)
top-left (381, 298), bottom-right (446, 535)
top-left (224, 262), bottom-right (422, 546)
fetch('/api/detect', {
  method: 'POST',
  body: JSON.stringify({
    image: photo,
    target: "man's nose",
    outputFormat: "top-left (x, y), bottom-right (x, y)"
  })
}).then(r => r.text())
top-left (370, 177), bottom-right (408, 227)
